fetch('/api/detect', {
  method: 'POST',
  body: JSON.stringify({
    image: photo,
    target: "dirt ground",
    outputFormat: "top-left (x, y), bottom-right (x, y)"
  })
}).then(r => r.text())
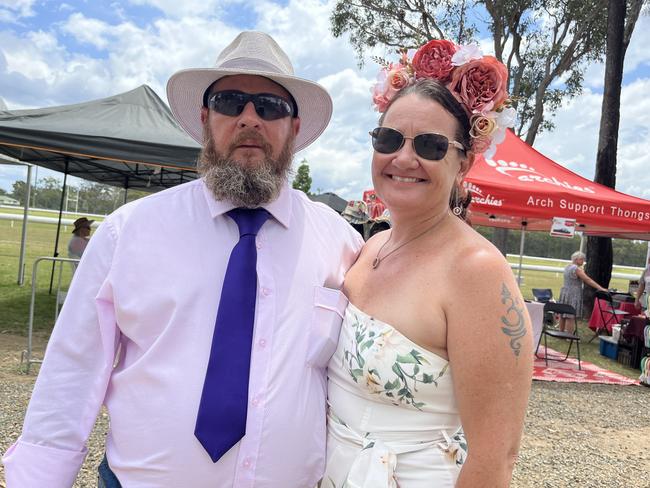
top-left (1, 332), bottom-right (649, 488)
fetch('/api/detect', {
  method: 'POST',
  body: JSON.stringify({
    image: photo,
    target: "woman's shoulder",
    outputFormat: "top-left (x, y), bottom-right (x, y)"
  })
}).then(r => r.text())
top-left (443, 225), bottom-right (512, 285)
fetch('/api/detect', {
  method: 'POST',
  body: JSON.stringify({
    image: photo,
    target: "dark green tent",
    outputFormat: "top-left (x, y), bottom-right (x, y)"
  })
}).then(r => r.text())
top-left (310, 192), bottom-right (347, 213)
top-left (0, 85), bottom-right (201, 287)
top-left (0, 85), bottom-right (200, 192)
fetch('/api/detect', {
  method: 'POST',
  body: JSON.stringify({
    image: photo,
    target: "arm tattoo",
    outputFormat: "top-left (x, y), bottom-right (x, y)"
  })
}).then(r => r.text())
top-left (500, 283), bottom-right (527, 357)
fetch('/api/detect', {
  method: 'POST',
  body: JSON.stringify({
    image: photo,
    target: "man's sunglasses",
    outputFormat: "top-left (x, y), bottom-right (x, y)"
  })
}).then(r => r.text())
top-left (370, 127), bottom-right (466, 161)
top-left (205, 90), bottom-right (296, 121)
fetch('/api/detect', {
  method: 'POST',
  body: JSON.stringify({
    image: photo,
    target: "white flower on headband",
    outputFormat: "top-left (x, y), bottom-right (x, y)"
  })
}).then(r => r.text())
top-left (451, 43), bottom-right (483, 66)
top-left (496, 106), bottom-right (517, 129)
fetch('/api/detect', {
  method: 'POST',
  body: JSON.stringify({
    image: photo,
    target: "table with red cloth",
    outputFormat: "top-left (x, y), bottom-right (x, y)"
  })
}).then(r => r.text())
top-left (588, 298), bottom-right (642, 334)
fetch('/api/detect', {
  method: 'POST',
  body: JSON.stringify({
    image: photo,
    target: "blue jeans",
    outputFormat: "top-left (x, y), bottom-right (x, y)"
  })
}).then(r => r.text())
top-left (97, 455), bottom-right (122, 488)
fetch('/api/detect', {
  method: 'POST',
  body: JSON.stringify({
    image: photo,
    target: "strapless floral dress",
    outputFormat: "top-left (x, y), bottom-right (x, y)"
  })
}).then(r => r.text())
top-left (323, 302), bottom-right (466, 488)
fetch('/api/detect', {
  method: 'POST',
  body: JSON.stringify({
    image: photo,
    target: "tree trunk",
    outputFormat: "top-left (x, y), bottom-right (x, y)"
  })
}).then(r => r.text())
top-left (584, 237), bottom-right (613, 317)
top-left (583, 0), bottom-right (626, 318)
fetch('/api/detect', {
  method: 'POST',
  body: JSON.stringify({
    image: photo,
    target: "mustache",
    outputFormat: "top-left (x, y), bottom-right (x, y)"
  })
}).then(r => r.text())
top-left (227, 129), bottom-right (273, 157)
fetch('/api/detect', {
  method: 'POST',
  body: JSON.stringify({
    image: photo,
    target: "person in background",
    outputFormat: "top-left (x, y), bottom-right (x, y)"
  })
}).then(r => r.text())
top-left (3, 31), bottom-right (362, 488)
top-left (323, 39), bottom-right (533, 487)
top-left (67, 217), bottom-right (94, 259)
top-left (634, 255), bottom-right (650, 316)
top-left (558, 251), bottom-right (608, 332)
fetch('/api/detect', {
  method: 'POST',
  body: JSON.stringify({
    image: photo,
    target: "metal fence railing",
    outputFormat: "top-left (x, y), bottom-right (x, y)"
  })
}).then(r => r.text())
top-left (21, 256), bottom-right (79, 374)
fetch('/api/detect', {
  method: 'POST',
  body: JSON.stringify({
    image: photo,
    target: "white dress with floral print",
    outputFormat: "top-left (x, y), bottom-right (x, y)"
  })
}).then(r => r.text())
top-left (323, 303), bottom-right (466, 488)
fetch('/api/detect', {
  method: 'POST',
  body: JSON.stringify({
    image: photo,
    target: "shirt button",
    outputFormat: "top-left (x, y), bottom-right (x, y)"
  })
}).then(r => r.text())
top-left (258, 339), bottom-right (267, 348)
top-left (252, 395), bottom-right (261, 407)
top-left (256, 241), bottom-right (262, 249)
top-left (242, 457), bottom-right (252, 469)
top-left (262, 287), bottom-right (271, 296)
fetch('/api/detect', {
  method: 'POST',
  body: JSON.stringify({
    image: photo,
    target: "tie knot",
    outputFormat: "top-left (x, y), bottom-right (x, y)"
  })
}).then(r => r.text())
top-left (227, 208), bottom-right (270, 237)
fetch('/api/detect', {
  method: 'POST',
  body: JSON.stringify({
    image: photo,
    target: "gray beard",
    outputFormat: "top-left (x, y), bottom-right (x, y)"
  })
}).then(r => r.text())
top-left (197, 125), bottom-right (295, 208)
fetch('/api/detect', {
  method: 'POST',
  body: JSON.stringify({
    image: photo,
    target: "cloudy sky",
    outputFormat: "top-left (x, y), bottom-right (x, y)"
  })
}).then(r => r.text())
top-left (1, 0), bottom-right (650, 203)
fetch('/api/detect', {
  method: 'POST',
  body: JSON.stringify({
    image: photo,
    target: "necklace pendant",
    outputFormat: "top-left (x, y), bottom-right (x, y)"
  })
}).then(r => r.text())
top-left (372, 257), bottom-right (381, 269)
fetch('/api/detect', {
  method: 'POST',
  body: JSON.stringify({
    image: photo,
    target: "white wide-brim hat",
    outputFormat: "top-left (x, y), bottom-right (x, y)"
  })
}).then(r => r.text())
top-left (166, 31), bottom-right (333, 153)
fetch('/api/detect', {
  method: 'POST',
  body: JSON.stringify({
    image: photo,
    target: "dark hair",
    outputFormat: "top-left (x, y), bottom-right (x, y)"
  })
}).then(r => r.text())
top-left (378, 78), bottom-right (472, 152)
top-left (378, 78), bottom-right (473, 221)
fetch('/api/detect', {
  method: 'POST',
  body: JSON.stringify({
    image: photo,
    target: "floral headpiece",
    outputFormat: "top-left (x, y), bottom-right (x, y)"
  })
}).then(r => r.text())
top-left (372, 39), bottom-right (516, 159)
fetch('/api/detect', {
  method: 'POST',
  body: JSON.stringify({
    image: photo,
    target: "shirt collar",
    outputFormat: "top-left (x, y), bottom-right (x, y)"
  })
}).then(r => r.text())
top-left (201, 178), bottom-right (292, 229)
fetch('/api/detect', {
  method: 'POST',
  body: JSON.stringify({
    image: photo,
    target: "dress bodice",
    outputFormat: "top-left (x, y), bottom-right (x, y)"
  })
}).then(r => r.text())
top-left (324, 302), bottom-right (465, 488)
top-left (563, 264), bottom-right (582, 289)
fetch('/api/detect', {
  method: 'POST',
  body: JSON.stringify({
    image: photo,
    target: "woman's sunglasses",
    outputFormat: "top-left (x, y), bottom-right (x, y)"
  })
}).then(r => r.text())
top-left (370, 127), bottom-right (466, 161)
top-left (206, 90), bottom-right (296, 121)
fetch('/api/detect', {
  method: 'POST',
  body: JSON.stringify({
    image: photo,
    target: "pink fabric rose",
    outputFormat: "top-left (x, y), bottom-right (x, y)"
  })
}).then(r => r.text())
top-left (371, 64), bottom-right (410, 112)
top-left (447, 55), bottom-right (509, 114)
top-left (387, 64), bottom-right (410, 90)
top-left (412, 39), bottom-right (458, 83)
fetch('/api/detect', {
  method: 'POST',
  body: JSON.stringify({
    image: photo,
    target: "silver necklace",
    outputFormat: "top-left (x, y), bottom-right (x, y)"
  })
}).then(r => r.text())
top-left (372, 221), bottom-right (440, 270)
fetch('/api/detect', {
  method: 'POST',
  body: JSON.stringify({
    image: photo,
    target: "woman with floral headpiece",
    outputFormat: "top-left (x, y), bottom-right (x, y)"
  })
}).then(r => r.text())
top-left (323, 40), bottom-right (533, 487)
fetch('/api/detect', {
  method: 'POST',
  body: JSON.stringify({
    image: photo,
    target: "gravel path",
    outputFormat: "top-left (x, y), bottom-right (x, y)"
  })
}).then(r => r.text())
top-left (1, 332), bottom-right (649, 487)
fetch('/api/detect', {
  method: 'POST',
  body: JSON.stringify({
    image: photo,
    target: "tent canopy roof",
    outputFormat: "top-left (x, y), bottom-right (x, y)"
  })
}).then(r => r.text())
top-left (0, 85), bottom-right (200, 191)
top-left (466, 130), bottom-right (650, 240)
top-left (309, 192), bottom-right (348, 213)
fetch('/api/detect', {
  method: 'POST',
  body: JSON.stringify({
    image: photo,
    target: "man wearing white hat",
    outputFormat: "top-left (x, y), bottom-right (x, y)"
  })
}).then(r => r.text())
top-left (3, 31), bottom-right (362, 488)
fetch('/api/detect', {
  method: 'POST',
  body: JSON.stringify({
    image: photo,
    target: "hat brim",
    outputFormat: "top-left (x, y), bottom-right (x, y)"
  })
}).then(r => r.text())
top-left (342, 214), bottom-right (369, 225)
top-left (72, 219), bottom-right (95, 233)
top-left (166, 68), bottom-right (333, 153)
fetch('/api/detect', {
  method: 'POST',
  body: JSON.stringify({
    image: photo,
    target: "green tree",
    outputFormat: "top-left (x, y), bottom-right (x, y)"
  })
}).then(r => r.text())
top-left (11, 180), bottom-right (27, 205)
top-left (292, 159), bottom-right (313, 195)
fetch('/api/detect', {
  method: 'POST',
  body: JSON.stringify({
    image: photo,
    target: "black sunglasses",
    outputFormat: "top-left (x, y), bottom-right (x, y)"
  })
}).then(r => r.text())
top-left (206, 90), bottom-right (295, 121)
top-left (370, 127), bottom-right (466, 161)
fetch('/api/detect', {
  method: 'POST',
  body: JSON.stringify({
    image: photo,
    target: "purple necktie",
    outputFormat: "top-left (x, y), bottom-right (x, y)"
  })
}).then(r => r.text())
top-left (195, 207), bottom-right (270, 462)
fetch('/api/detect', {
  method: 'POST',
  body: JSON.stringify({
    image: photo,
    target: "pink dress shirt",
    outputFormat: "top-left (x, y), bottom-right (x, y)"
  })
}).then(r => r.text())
top-left (3, 179), bottom-right (363, 488)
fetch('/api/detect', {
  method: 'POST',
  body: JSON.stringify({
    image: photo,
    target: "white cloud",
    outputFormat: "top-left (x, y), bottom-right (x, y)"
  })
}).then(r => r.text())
top-left (0, 0), bottom-right (36, 22)
top-left (61, 12), bottom-right (113, 49)
top-left (128, 0), bottom-right (232, 18)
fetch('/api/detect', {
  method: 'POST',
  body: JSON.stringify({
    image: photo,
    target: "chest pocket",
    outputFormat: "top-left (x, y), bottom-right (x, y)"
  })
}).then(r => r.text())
top-left (306, 286), bottom-right (348, 368)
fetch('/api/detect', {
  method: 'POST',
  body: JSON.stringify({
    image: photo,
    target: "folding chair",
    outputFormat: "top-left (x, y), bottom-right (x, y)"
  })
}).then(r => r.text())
top-left (531, 288), bottom-right (553, 303)
top-left (535, 302), bottom-right (581, 370)
top-left (532, 288), bottom-right (554, 325)
top-left (589, 290), bottom-right (630, 343)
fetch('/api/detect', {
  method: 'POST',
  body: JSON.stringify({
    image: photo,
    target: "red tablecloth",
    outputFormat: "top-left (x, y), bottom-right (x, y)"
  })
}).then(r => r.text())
top-left (588, 299), bottom-right (642, 333)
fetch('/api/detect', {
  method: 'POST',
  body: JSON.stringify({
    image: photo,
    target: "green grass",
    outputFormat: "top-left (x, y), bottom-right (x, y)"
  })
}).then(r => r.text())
top-left (0, 219), bottom-right (75, 337)
top-left (0, 219), bottom-right (643, 380)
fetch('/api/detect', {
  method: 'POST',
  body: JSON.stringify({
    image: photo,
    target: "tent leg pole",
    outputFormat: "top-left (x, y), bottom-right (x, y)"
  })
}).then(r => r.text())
top-left (49, 161), bottom-right (68, 294)
top-left (18, 164), bottom-right (32, 285)
top-left (517, 224), bottom-right (527, 287)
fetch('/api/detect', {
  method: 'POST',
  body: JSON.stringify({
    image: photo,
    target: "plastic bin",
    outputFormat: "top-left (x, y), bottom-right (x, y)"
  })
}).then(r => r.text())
top-left (599, 336), bottom-right (618, 360)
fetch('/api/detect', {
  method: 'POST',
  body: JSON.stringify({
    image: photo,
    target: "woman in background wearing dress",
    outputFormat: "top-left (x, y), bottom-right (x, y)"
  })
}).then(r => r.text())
top-left (558, 251), bottom-right (607, 333)
top-left (323, 40), bottom-right (533, 488)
